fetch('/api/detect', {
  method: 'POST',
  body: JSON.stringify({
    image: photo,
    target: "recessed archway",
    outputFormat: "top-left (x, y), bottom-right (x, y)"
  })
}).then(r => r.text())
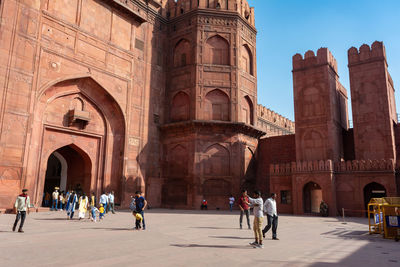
top-left (42, 144), bottom-right (92, 206)
top-left (303, 181), bottom-right (322, 213)
top-left (364, 182), bottom-right (386, 211)
top-left (26, 76), bottom-right (126, 206)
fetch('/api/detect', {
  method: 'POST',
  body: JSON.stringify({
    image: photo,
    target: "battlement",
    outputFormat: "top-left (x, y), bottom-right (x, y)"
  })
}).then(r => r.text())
top-left (166, 0), bottom-right (255, 26)
top-left (257, 104), bottom-right (295, 133)
top-left (270, 160), bottom-right (333, 175)
top-left (348, 41), bottom-right (387, 65)
top-left (269, 159), bottom-right (395, 175)
top-left (292, 48), bottom-right (338, 73)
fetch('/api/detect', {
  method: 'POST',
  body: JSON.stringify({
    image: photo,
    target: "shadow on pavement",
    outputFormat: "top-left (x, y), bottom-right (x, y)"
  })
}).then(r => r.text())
top-left (209, 235), bottom-right (253, 240)
top-left (170, 244), bottom-right (254, 249)
top-left (34, 218), bottom-right (69, 221)
top-left (82, 227), bottom-right (133, 231)
top-left (309, 241), bottom-right (399, 266)
top-left (190, 226), bottom-right (238, 230)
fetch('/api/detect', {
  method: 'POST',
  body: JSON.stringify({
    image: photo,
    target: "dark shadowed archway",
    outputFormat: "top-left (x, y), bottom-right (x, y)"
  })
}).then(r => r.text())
top-left (364, 182), bottom-right (386, 211)
top-left (303, 182), bottom-right (322, 213)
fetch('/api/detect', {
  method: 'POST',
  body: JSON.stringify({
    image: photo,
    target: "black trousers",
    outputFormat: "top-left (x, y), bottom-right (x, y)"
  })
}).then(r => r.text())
top-left (262, 214), bottom-right (278, 238)
top-left (13, 211), bottom-right (26, 230)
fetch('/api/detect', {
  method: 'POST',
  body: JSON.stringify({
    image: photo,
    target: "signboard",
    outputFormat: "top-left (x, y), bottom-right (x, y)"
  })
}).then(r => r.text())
top-left (385, 216), bottom-right (400, 228)
top-left (375, 212), bottom-right (383, 224)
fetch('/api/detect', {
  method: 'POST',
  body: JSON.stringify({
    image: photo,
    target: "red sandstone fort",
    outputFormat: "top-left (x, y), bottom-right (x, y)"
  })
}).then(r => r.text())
top-left (0, 0), bottom-right (398, 215)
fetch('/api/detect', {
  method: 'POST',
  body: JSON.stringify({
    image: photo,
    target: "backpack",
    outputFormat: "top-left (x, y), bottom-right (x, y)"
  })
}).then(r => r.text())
top-left (129, 198), bottom-right (136, 211)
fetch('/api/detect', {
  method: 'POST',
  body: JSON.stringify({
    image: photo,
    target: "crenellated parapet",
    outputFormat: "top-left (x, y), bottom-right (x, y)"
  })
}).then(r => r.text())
top-left (257, 104), bottom-right (295, 133)
top-left (292, 47), bottom-right (338, 73)
top-left (165, 0), bottom-right (255, 26)
top-left (270, 160), bottom-right (333, 175)
top-left (270, 159), bottom-right (396, 175)
top-left (334, 159), bottom-right (395, 172)
top-left (348, 41), bottom-right (386, 66)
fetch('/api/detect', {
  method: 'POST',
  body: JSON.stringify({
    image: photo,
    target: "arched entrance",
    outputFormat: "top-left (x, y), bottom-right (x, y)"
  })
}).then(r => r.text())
top-left (303, 182), bottom-right (322, 213)
top-left (42, 145), bottom-right (92, 206)
top-left (364, 182), bottom-right (386, 210)
top-left (25, 77), bottom-right (126, 207)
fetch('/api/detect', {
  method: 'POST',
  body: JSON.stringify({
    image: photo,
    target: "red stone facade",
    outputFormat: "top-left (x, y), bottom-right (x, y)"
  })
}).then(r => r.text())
top-left (266, 42), bottom-right (399, 216)
top-left (1, 1), bottom-right (396, 215)
top-left (0, 0), bottom-right (275, 211)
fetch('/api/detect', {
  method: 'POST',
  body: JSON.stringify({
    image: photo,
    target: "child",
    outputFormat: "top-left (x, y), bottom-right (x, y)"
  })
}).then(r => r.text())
top-left (91, 206), bottom-right (99, 222)
top-left (133, 211), bottom-right (143, 230)
top-left (99, 204), bottom-right (105, 220)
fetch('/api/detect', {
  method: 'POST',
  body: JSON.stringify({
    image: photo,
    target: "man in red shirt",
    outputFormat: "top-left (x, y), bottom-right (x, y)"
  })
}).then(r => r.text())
top-left (238, 189), bottom-right (251, 229)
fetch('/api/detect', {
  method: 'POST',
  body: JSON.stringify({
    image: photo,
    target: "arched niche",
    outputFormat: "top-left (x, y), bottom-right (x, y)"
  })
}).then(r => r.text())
top-left (170, 91), bottom-right (190, 122)
top-left (205, 89), bottom-right (230, 121)
top-left (173, 39), bottom-right (191, 67)
top-left (241, 44), bottom-right (253, 75)
top-left (168, 144), bottom-right (189, 176)
top-left (204, 35), bottom-right (230, 65)
top-left (302, 130), bottom-right (326, 160)
top-left (204, 144), bottom-right (230, 176)
top-left (242, 95), bottom-right (254, 125)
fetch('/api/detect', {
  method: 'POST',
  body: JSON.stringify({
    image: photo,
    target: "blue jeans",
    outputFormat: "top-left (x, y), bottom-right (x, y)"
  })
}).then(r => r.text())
top-left (101, 203), bottom-right (107, 213)
top-left (52, 199), bottom-right (58, 210)
top-left (229, 203), bottom-right (233, 211)
top-left (91, 209), bottom-right (96, 221)
top-left (58, 201), bottom-right (63, 210)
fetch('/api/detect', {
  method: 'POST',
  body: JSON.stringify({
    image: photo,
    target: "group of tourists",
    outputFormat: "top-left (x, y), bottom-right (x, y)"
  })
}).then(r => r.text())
top-left (64, 190), bottom-right (116, 221)
top-left (11, 187), bottom-right (147, 233)
top-left (237, 190), bottom-right (279, 249)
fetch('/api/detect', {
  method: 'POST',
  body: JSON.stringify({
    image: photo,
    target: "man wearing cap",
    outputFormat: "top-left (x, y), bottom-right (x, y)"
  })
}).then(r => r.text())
top-left (52, 187), bottom-right (59, 211)
top-left (13, 188), bottom-right (30, 233)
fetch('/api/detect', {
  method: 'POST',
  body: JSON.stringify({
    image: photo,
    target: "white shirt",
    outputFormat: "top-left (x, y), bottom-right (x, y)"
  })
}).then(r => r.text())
top-left (264, 197), bottom-right (277, 216)
top-left (248, 197), bottom-right (264, 218)
top-left (52, 191), bottom-right (59, 200)
top-left (108, 193), bottom-right (114, 203)
top-left (100, 194), bottom-right (108, 204)
top-left (15, 195), bottom-right (30, 211)
top-left (229, 197), bottom-right (235, 204)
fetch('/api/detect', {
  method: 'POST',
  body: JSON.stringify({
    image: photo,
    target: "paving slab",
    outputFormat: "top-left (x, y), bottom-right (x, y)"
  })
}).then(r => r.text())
top-left (0, 209), bottom-right (399, 267)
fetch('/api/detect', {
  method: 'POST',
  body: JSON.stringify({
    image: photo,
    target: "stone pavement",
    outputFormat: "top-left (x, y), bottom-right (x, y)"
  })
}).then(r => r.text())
top-left (0, 209), bottom-right (399, 267)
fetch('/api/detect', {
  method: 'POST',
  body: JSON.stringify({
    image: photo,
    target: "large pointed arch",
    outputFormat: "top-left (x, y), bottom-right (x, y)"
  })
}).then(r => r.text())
top-left (25, 77), bottom-right (126, 206)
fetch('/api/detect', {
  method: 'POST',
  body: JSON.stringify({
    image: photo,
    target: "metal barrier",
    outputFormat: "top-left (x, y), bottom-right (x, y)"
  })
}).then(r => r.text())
top-left (368, 197), bottom-right (400, 241)
top-left (382, 197), bottom-right (400, 241)
top-left (368, 198), bottom-right (385, 235)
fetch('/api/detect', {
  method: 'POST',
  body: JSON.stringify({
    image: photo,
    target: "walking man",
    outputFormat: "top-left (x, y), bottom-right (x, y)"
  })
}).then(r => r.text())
top-left (262, 193), bottom-right (279, 240)
top-left (238, 189), bottom-right (251, 229)
top-left (13, 188), bottom-right (30, 233)
top-left (51, 187), bottom-right (59, 211)
top-left (229, 194), bottom-right (235, 212)
top-left (108, 191), bottom-right (115, 214)
top-left (99, 192), bottom-right (108, 214)
top-left (247, 190), bottom-right (264, 248)
top-left (135, 191), bottom-right (147, 230)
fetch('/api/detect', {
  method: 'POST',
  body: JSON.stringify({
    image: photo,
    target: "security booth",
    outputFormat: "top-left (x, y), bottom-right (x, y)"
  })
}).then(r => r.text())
top-left (368, 198), bottom-right (386, 235)
top-left (382, 197), bottom-right (400, 241)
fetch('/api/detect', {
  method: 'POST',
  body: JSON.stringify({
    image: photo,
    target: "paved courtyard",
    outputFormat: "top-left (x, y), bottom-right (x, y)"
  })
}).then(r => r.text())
top-left (0, 209), bottom-right (399, 267)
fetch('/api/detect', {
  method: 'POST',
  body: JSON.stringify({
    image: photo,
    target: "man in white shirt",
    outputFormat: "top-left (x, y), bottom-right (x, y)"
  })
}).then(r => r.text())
top-left (13, 188), bottom-right (30, 233)
top-left (108, 191), bottom-right (115, 214)
top-left (99, 192), bottom-right (108, 214)
top-left (51, 187), bottom-right (59, 211)
top-left (247, 190), bottom-right (264, 248)
top-left (263, 193), bottom-right (279, 240)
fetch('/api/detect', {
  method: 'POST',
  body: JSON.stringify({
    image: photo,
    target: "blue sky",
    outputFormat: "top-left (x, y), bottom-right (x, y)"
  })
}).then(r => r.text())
top-left (247, 0), bottom-right (400, 121)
